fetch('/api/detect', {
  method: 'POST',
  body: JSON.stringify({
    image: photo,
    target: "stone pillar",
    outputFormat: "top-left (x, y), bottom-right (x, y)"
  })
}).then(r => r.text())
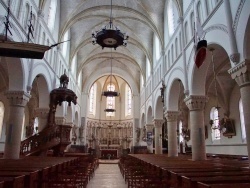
top-left (4, 91), bottom-right (30, 159)
top-left (184, 95), bottom-right (207, 161)
top-left (223, 0), bottom-right (240, 64)
top-left (228, 60), bottom-right (250, 166)
top-left (145, 124), bottom-right (154, 153)
top-left (153, 119), bottom-right (164, 154)
top-left (35, 108), bottom-right (50, 132)
top-left (165, 111), bottom-right (179, 157)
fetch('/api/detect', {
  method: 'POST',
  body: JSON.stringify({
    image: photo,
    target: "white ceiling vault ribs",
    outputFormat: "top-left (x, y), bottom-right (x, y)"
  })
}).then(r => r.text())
top-left (59, 0), bottom-right (166, 92)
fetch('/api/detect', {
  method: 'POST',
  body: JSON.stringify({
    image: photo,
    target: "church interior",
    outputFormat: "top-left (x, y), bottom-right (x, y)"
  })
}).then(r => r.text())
top-left (0, 0), bottom-right (250, 187)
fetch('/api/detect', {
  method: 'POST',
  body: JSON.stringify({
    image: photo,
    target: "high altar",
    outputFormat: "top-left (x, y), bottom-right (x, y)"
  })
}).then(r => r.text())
top-left (86, 119), bottom-right (133, 158)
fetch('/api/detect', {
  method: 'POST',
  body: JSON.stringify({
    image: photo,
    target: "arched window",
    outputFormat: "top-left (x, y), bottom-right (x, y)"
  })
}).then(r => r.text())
top-left (154, 35), bottom-right (160, 62)
top-left (33, 117), bottom-right (39, 135)
top-left (71, 55), bottom-right (77, 77)
top-left (125, 84), bottom-right (132, 116)
top-left (184, 22), bottom-right (189, 45)
top-left (168, 50), bottom-right (171, 68)
top-left (197, 1), bottom-right (203, 23)
top-left (146, 58), bottom-right (151, 78)
top-left (78, 71), bottom-right (82, 88)
top-left (0, 102), bottom-right (5, 138)
top-left (190, 12), bottom-right (195, 36)
top-left (167, 0), bottom-right (178, 37)
top-left (179, 121), bottom-right (184, 143)
top-left (175, 38), bottom-right (178, 57)
top-left (89, 83), bottom-right (97, 115)
top-left (47, 0), bottom-right (57, 30)
top-left (141, 74), bottom-right (144, 88)
top-left (42, 32), bottom-right (46, 45)
top-left (179, 32), bottom-right (182, 50)
top-left (62, 31), bottom-right (69, 58)
top-left (210, 107), bottom-right (221, 140)
top-left (106, 84), bottom-right (115, 116)
top-left (205, 0), bottom-right (211, 16)
top-left (23, 3), bottom-right (30, 29)
top-left (239, 98), bottom-right (246, 143)
top-left (171, 44), bottom-right (174, 63)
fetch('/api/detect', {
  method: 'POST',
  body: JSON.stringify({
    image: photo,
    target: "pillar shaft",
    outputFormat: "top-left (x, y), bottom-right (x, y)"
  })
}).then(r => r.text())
top-left (229, 60), bottom-right (250, 166)
top-left (185, 95), bottom-right (207, 161)
top-left (145, 124), bottom-right (154, 153)
top-left (223, 0), bottom-right (239, 64)
top-left (165, 111), bottom-right (179, 157)
top-left (4, 91), bottom-right (30, 159)
top-left (153, 119), bottom-right (164, 154)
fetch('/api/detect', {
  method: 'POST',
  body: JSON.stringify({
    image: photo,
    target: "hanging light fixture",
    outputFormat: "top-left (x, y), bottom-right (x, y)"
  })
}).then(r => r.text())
top-left (211, 48), bottom-right (220, 111)
top-left (92, 0), bottom-right (129, 50)
top-left (210, 48), bottom-right (221, 131)
top-left (102, 49), bottom-right (120, 97)
top-left (103, 50), bottom-right (119, 113)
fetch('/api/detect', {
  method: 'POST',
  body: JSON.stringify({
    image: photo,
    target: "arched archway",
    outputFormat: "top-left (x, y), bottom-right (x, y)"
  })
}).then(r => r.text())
top-left (154, 96), bottom-right (163, 119)
top-left (146, 106), bottom-right (153, 124)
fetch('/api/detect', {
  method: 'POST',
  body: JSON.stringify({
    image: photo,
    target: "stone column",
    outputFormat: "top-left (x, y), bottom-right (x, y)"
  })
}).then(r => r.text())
top-left (35, 108), bottom-right (50, 132)
top-left (223, 0), bottom-right (240, 64)
top-left (184, 95), bottom-right (207, 161)
top-left (145, 124), bottom-right (154, 153)
top-left (229, 60), bottom-right (250, 166)
top-left (4, 91), bottom-right (30, 159)
top-left (153, 119), bottom-right (164, 154)
top-left (165, 111), bottom-right (179, 157)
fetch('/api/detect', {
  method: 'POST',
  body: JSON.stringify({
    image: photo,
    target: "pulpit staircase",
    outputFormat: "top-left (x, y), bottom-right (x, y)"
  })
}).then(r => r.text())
top-left (20, 124), bottom-right (72, 156)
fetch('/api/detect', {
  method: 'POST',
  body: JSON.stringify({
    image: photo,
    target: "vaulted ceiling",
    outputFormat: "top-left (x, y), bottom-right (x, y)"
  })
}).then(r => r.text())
top-left (58, 0), bottom-right (168, 91)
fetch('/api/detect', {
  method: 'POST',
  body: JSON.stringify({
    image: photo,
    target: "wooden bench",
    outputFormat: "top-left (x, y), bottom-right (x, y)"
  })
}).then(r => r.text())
top-left (181, 175), bottom-right (250, 188)
top-left (0, 175), bottom-right (25, 188)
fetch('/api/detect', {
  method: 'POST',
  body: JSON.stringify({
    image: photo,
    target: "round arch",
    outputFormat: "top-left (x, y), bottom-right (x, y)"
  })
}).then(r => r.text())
top-left (146, 106), bottom-right (153, 124)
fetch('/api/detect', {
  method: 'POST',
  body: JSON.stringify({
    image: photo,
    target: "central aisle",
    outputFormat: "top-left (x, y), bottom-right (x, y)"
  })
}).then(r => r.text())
top-left (87, 163), bottom-right (127, 188)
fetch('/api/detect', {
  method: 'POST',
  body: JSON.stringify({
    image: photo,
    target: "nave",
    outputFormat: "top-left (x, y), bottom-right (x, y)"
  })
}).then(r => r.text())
top-left (87, 162), bottom-right (127, 188)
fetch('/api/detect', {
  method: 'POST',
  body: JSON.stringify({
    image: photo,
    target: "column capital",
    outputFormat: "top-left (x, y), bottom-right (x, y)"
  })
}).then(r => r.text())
top-left (164, 111), bottom-right (179, 122)
top-left (153, 119), bottom-right (165, 128)
top-left (145, 124), bottom-right (154, 131)
top-left (228, 59), bottom-right (250, 87)
top-left (5, 91), bottom-right (31, 107)
top-left (35, 108), bottom-right (50, 118)
top-left (184, 95), bottom-right (208, 111)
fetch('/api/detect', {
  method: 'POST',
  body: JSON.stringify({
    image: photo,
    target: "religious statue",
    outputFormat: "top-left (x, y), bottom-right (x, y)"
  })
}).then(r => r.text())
top-left (135, 128), bottom-right (141, 143)
top-left (160, 79), bottom-right (166, 103)
top-left (59, 71), bottom-right (69, 88)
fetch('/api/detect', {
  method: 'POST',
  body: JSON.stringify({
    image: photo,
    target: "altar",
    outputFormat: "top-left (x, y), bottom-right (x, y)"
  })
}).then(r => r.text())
top-left (100, 149), bottom-right (117, 159)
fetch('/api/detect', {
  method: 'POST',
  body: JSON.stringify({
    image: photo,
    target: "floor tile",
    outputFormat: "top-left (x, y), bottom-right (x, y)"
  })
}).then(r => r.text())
top-left (87, 163), bottom-right (127, 188)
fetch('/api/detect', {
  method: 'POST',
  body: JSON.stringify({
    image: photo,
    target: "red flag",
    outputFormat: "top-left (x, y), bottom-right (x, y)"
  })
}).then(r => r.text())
top-left (195, 40), bottom-right (207, 68)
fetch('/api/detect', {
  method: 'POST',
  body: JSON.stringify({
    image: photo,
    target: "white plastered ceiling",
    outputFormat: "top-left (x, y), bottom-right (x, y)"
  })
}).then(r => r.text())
top-left (58, 0), bottom-right (166, 91)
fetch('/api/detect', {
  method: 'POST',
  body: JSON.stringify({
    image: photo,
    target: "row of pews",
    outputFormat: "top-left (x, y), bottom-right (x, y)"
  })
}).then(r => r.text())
top-left (0, 153), bottom-right (98, 188)
top-left (118, 154), bottom-right (250, 188)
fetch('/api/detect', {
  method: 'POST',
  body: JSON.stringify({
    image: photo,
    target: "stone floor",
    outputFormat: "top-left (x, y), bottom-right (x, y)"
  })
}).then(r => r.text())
top-left (87, 163), bottom-right (127, 188)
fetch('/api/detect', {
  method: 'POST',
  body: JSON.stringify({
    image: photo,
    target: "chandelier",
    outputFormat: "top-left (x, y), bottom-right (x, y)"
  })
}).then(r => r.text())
top-left (103, 50), bottom-right (119, 113)
top-left (92, 0), bottom-right (129, 50)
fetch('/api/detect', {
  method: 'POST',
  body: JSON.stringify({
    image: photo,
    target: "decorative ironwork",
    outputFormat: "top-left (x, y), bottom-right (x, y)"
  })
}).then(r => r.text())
top-left (91, 0), bottom-right (128, 49)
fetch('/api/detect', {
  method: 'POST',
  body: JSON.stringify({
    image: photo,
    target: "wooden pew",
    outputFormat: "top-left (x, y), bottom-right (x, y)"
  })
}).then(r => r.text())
top-left (0, 171), bottom-right (39, 188)
top-left (181, 175), bottom-right (250, 188)
top-left (0, 175), bottom-right (25, 188)
top-left (197, 181), bottom-right (250, 188)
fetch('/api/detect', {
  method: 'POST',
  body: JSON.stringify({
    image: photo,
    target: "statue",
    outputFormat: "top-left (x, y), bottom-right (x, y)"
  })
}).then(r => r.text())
top-left (135, 128), bottom-right (141, 143)
top-left (60, 70), bottom-right (69, 88)
top-left (160, 79), bottom-right (166, 103)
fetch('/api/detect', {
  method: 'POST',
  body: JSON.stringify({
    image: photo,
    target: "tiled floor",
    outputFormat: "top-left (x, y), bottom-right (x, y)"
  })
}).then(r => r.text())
top-left (87, 163), bottom-right (127, 188)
